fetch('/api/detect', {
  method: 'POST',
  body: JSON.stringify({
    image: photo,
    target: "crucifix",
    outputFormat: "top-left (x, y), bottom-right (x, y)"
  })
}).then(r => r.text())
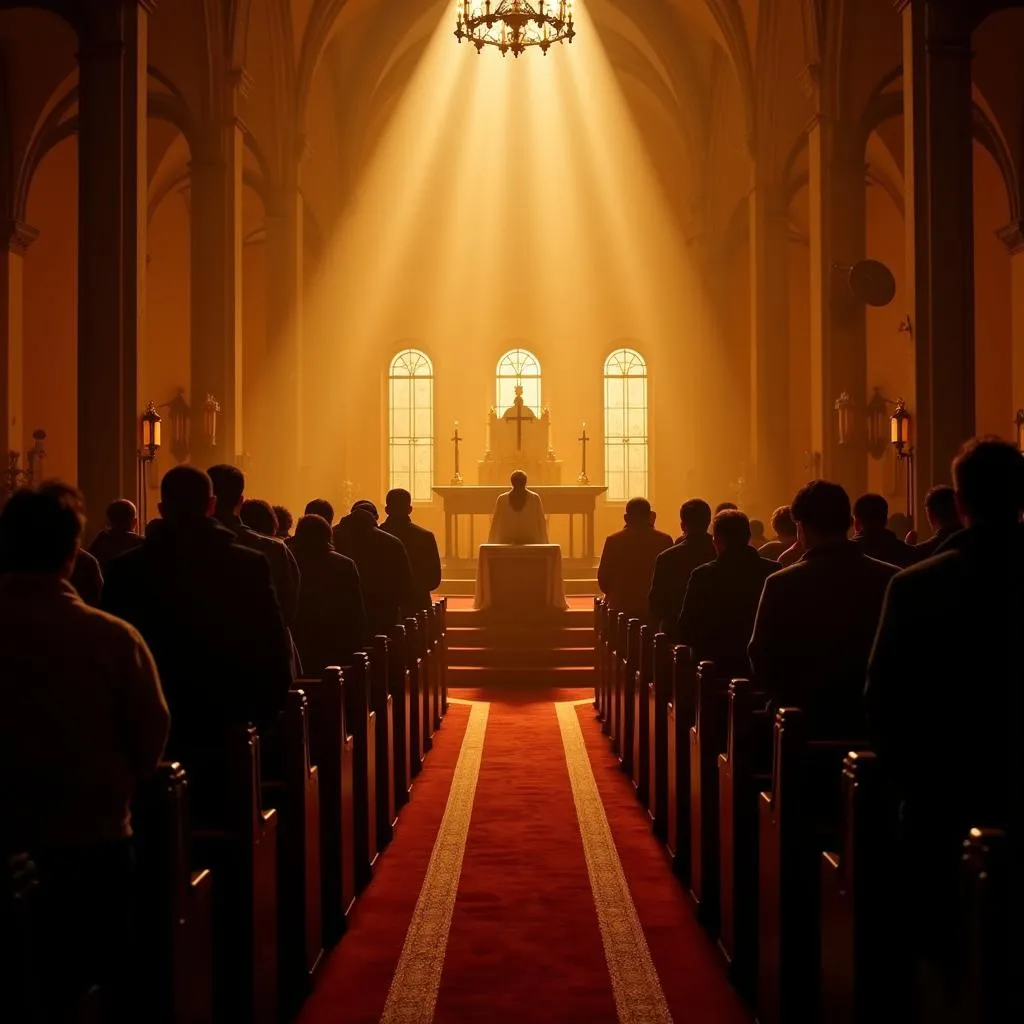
top-left (577, 421), bottom-right (590, 484)
top-left (451, 421), bottom-right (463, 485)
top-left (506, 385), bottom-right (532, 451)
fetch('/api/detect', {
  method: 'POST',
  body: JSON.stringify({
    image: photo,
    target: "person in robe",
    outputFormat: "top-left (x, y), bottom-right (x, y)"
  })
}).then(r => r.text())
top-left (488, 470), bottom-right (548, 545)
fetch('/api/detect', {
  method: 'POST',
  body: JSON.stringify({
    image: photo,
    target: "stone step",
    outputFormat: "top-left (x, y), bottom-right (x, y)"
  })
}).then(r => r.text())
top-left (438, 578), bottom-right (602, 597)
top-left (446, 607), bottom-right (594, 628)
top-left (447, 665), bottom-right (595, 688)
top-left (446, 625), bottom-right (593, 649)
top-left (447, 645), bottom-right (594, 668)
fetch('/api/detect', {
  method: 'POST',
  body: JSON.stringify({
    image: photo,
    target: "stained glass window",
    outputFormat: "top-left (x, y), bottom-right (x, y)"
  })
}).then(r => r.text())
top-left (388, 349), bottom-right (434, 502)
top-left (604, 348), bottom-right (648, 502)
top-left (496, 348), bottom-right (541, 413)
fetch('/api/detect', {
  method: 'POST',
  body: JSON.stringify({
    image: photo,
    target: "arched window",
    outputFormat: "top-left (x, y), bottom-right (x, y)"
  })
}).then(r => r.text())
top-left (388, 349), bottom-right (434, 502)
top-left (604, 348), bottom-right (648, 502)
top-left (496, 348), bottom-right (541, 413)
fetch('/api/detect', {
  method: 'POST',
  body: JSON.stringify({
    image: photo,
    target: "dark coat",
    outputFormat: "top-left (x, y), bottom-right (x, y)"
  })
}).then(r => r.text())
top-left (677, 545), bottom-right (779, 679)
top-left (87, 530), bottom-right (143, 571)
top-left (865, 525), bottom-right (1024, 942)
top-left (599, 524), bottom-right (674, 622)
top-left (910, 524), bottom-right (961, 562)
top-left (216, 513), bottom-right (301, 625)
top-left (333, 510), bottom-right (414, 637)
top-left (102, 517), bottom-right (293, 755)
top-left (758, 537), bottom-right (794, 562)
top-left (748, 541), bottom-right (898, 737)
top-left (290, 541), bottom-right (367, 675)
top-left (648, 532), bottom-right (717, 637)
top-left (852, 527), bottom-right (917, 568)
top-left (69, 548), bottom-right (104, 607)
top-left (381, 515), bottom-right (442, 612)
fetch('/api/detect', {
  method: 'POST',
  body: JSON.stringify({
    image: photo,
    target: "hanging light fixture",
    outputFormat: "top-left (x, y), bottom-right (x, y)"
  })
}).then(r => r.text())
top-left (455, 0), bottom-right (575, 57)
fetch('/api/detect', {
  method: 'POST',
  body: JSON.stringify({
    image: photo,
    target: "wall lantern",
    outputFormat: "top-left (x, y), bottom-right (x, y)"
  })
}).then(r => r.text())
top-left (890, 398), bottom-right (911, 453)
top-left (203, 394), bottom-right (221, 449)
top-left (834, 392), bottom-right (855, 447)
top-left (141, 401), bottom-right (162, 460)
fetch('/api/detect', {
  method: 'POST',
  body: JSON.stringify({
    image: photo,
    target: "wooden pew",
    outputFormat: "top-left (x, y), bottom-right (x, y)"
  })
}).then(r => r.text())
top-left (1, 854), bottom-right (41, 1024)
top-left (960, 827), bottom-right (1013, 1024)
top-left (599, 602), bottom-right (613, 734)
top-left (757, 708), bottom-right (866, 1024)
top-left (632, 624), bottom-right (653, 805)
top-left (819, 750), bottom-right (888, 1024)
top-left (688, 660), bottom-right (730, 929)
top-left (416, 609), bottom-right (434, 754)
top-left (593, 597), bottom-right (603, 715)
top-left (192, 725), bottom-right (278, 1024)
top-left (648, 633), bottom-right (672, 840)
top-left (666, 645), bottom-right (696, 881)
top-left (370, 634), bottom-right (397, 852)
top-left (133, 763), bottom-right (215, 1024)
top-left (438, 597), bottom-right (449, 717)
top-left (610, 612), bottom-right (627, 754)
top-left (717, 678), bottom-right (772, 997)
top-left (344, 653), bottom-right (378, 891)
top-left (620, 618), bottom-right (642, 776)
top-left (388, 624), bottom-right (413, 811)
top-left (262, 690), bottom-right (323, 1011)
top-left (302, 667), bottom-right (356, 945)
top-left (404, 616), bottom-right (425, 777)
top-left (430, 602), bottom-right (444, 731)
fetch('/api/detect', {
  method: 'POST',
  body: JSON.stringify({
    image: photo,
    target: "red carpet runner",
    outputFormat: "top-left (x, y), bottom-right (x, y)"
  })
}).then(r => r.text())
top-left (301, 695), bottom-right (750, 1024)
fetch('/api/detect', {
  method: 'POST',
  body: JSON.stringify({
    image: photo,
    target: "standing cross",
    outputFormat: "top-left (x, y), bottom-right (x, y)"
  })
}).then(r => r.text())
top-left (507, 385), bottom-right (532, 450)
top-left (451, 422), bottom-right (463, 485)
top-left (577, 422), bottom-right (590, 484)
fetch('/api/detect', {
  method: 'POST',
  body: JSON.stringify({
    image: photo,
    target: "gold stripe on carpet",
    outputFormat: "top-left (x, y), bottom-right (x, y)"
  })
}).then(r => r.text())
top-left (380, 701), bottom-right (490, 1024)
top-left (555, 702), bottom-right (673, 1024)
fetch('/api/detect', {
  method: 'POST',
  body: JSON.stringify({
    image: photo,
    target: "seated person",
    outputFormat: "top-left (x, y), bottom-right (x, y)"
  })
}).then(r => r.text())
top-left (748, 480), bottom-right (898, 737)
top-left (758, 505), bottom-right (797, 562)
top-left (290, 514), bottom-right (367, 673)
top-left (851, 492), bottom-right (916, 568)
top-left (677, 510), bottom-right (778, 678)
top-left (103, 466), bottom-right (293, 816)
top-left (272, 504), bottom-right (294, 539)
top-left (381, 488), bottom-right (442, 611)
top-left (488, 470), bottom-right (548, 544)
top-left (87, 498), bottom-right (144, 570)
top-left (0, 482), bottom-right (168, 1018)
top-left (69, 544), bottom-right (104, 607)
top-left (333, 499), bottom-right (414, 637)
top-left (598, 497), bottom-right (673, 621)
top-left (912, 484), bottom-right (962, 561)
top-left (749, 518), bottom-right (766, 549)
top-left (240, 497), bottom-right (278, 537)
top-left (648, 498), bottom-right (716, 636)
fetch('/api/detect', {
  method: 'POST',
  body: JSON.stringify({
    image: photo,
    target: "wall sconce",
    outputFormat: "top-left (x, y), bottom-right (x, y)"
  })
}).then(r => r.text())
top-left (834, 393), bottom-right (854, 447)
top-left (1015, 409), bottom-right (1024, 452)
top-left (137, 402), bottom-right (162, 525)
top-left (890, 398), bottom-right (915, 517)
top-left (203, 394), bottom-right (221, 450)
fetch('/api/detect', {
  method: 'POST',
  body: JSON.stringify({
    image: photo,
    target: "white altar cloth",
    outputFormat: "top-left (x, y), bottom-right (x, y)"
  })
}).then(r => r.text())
top-left (473, 544), bottom-right (569, 613)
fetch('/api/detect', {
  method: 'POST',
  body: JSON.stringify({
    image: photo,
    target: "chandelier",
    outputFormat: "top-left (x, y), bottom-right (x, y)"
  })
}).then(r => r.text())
top-left (455, 0), bottom-right (575, 57)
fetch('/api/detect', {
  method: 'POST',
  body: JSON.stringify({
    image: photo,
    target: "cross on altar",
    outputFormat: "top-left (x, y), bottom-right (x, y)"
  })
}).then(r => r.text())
top-left (451, 422), bottom-right (463, 485)
top-left (577, 422), bottom-right (590, 484)
top-left (506, 385), bottom-right (534, 450)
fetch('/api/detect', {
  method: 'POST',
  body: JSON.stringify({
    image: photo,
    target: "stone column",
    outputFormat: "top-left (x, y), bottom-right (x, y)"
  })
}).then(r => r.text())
top-left (998, 221), bottom-right (1024, 424)
top-left (77, 0), bottom-right (151, 518)
top-left (749, 180), bottom-right (791, 509)
top-left (190, 71), bottom-right (246, 467)
top-left (808, 113), bottom-right (868, 497)
top-left (264, 181), bottom-right (304, 506)
top-left (0, 221), bottom-right (38, 461)
top-left (898, 0), bottom-right (974, 513)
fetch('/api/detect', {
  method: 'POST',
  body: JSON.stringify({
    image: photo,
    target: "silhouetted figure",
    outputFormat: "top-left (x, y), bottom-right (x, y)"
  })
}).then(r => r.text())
top-left (866, 439), bottom-right (1024, 976)
top-left (240, 497), bottom-right (278, 537)
top-left (208, 464), bottom-right (300, 625)
top-left (488, 471), bottom-right (548, 544)
top-left (749, 480), bottom-right (898, 736)
top-left (381, 488), bottom-right (442, 611)
top-left (715, 501), bottom-right (738, 514)
top-left (103, 466), bottom-right (292, 814)
top-left (290, 515), bottom-right (367, 673)
top-left (758, 505), bottom-right (797, 562)
top-left (0, 483), bottom-right (168, 1019)
top-left (749, 518), bottom-right (766, 549)
top-left (273, 504), bottom-right (293, 538)
top-left (599, 497), bottom-right (673, 622)
top-left (333, 501), bottom-right (414, 637)
top-left (69, 545), bottom-right (103, 607)
top-left (305, 498), bottom-right (336, 525)
top-left (911, 485), bottom-right (962, 561)
top-left (678, 510), bottom-right (778, 678)
top-left (852, 493), bottom-right (916, 568)
top-left (88, 498), bottom-right (143, 570)
top-left (649, 499), bottom-right (716, 636)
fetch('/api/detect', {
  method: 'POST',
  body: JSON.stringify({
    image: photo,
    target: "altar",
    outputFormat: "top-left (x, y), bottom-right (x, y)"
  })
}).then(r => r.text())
top-left (474, 544), bottom-right (568, 612)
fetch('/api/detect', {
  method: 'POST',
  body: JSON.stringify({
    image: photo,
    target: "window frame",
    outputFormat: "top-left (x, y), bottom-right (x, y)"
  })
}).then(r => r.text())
top-left (495, 348), bottom-right (542, 413)
top-left (603, 347), bottom-right (649, 503)
top-left (387, 348), bottom-right (435, 504)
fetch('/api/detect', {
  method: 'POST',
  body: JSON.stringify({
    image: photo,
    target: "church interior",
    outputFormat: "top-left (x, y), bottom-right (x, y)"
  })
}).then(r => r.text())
top-left (1, 1), bottom-right (1021, 1023)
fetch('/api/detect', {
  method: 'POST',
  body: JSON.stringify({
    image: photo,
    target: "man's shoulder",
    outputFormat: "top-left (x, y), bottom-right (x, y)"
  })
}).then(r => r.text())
top-left (890, 548), bottom-right (962, 590)
top-left (72, 596), bottom-right (151, 651)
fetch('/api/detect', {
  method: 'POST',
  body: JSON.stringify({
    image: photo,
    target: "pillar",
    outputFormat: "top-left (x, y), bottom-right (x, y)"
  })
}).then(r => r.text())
top-left (77, 0), bottom-right (151, 520)
top-left (999, 222), bottom-right (1024, 422)
top-left (749, 180), bottom-right (790, 510)
top-left (264, 181), bottom-right (304, 506)
top-left (0, 221), bottom-right (38, 461)
top-left (190, 71), bottom-right (246, 467)
top-left (808, 114), bottom-right (868, 497)
top-left (898, 0), bottom-right (975, 516)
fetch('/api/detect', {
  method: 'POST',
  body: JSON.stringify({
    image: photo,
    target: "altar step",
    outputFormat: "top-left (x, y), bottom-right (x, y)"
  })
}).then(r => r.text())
top-left (438, 577), bottom-right (602, 598)
top-left (445, 606), bottom-right (594, 628)
top-left (447, 645), bottom-right (593, 668)
top-left (447, 665), bottom-right (594, 688)
top-left (447, 625), bottom-right (592, 649)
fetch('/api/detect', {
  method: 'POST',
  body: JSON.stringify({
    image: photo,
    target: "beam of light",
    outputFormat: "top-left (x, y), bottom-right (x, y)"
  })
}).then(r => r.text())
top-left (258, 0), bottom-right (729, 515)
